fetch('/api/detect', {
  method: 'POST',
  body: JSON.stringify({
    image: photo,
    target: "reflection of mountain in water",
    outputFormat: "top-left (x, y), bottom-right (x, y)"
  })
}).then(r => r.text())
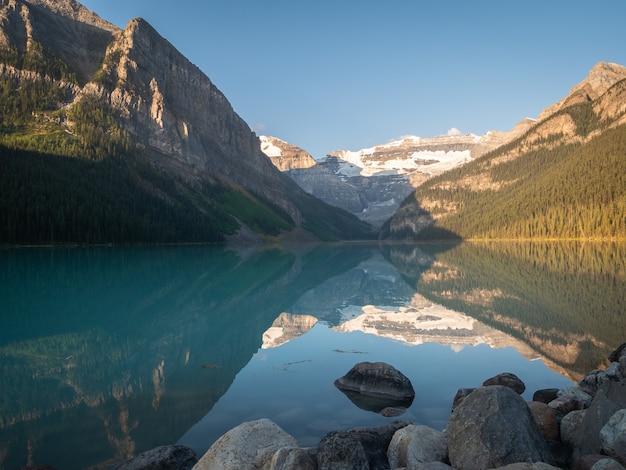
top-left (265, 242), bottom-right (624, 383)
top-left (385, 242), bottom-right (626, 379)
top-left (0, 245), bottom-right (371, 470)
top-left (288, 251), bottom-right (420, 324)
top-left (2, 242), bottom-right (622, 469)
top-left (262, 313), bottom-right (319, 349)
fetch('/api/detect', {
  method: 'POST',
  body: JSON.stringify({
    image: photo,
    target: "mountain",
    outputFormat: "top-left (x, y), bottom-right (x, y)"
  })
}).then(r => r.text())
top-left (262, 123), bottom-right (532, 227)
top-left (0, 0), bottom-right (373, 244)
top-left (384, 61), bottom-right (626, 240)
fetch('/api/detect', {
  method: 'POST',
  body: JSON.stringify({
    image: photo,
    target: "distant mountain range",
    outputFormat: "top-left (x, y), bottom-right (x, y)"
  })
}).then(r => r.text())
top-left (0, 0), bottom-right (373, 244)
top-left (261, 121), bottom-right (533, 227)
top-left (264, 62), bottom-right (626, 239)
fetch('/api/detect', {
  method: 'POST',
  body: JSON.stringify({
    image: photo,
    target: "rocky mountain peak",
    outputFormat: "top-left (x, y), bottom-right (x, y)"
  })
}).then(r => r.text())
top-left (26, 0), bottom-right (118, 32)
top-left (259, 135), bottom-right (316, 171)
top-left (0, 0), bottom-right (118, 83)
top-left (539, 61), bottom-right (626, 120)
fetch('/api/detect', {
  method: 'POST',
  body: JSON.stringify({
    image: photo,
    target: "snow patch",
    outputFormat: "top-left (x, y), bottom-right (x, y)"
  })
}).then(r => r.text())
top-left (259, 135), bottom-right (282, 157)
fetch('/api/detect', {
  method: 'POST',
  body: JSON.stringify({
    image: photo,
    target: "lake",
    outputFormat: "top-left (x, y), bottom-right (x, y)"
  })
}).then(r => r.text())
top-left (1, 241), bottom-right (624, 470)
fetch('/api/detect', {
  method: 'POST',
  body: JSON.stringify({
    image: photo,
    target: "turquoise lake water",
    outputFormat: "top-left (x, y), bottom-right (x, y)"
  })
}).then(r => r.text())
top-left (1, 241), bottom-right (624, 469)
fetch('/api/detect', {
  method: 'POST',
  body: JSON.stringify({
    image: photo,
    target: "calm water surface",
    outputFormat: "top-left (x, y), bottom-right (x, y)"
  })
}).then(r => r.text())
top-left (0, 242), bottom-right (624, 470)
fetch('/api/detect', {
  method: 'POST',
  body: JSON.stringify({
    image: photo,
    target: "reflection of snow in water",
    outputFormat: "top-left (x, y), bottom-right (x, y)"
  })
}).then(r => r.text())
top-left (179, 322), bottom-right (573, 455)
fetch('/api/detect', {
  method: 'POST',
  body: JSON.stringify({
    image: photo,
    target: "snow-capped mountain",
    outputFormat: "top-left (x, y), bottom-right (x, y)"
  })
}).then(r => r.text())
top-left (327, 129), bottom-right (477, 179)
top-left (262, 122), bottom-right (532, 227)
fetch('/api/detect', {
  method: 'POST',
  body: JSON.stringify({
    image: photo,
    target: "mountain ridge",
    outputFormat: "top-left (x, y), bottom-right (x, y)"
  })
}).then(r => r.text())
top-left (0, 0), bottom-right (374, 243)
top-left (384, 61), bottom-right (626, 240)
top-left (262, 120), bottom-right (533, 227)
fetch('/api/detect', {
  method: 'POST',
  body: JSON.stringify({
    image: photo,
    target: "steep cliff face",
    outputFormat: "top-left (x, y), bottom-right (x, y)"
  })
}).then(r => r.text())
top-left (86, 17), bottom-right (303, 222)
top-left (0, 0), bottom-right (118, 83)
top-left (0, 0), bottom-right (374, 240)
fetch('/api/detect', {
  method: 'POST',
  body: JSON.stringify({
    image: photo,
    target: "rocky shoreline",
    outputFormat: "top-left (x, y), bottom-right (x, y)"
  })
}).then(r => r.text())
top-left (113, 343), bottom-right (626, 470)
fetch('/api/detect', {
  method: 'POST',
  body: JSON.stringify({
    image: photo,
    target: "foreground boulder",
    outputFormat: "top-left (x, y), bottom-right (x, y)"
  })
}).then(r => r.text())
top-left (192, 418), bottom-right (298, 470)
top-left (316, 431), bottom-right (369, 470)
top-left (334, 362), bottom-right (415, 413)
top-left (572, 379), bottom-right (626, 461)
top-left (447, 385), bottom-right (553, 470)
top-left (600, 409), bottom-right (626, 465)
top-left (483, 372), bottom-right (526, 394)
top-left (387, 424), bottom-right (448, 468)
top-left (347, 421), bottom-right (410, 469)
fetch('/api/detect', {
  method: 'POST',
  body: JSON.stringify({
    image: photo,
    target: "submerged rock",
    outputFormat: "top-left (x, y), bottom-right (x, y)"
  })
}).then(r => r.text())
top-left (334, 362), bottom-right (415, 413)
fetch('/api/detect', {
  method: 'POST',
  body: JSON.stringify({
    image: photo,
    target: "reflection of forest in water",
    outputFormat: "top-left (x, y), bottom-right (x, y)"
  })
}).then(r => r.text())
top-left (0, 245), bottom-right (373, 470)
top-left (386, 241), bottom-right (626, 376)
top-left (0, 242), bottom-right (623, 469)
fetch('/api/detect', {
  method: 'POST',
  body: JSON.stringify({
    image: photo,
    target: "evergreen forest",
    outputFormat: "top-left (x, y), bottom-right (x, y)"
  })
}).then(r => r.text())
top-left (0, 36), bottom-right (379, 244)
top-left (389, 97), bottom-right (626, 241)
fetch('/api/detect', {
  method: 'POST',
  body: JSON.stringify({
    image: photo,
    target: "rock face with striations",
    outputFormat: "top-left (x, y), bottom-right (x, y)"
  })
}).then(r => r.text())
top-left (0, 0), bottom-right (375, 240)
top-left (91, 17), bottom-right (303, 222)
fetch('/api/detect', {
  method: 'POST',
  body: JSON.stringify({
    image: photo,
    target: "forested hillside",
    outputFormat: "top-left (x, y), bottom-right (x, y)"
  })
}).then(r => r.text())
top-left (0, 70), bottom-right (297, 244)
top-left (0, 0), bottom-right (373, 244)
top-left (385, 79), bottom-right (626, 241)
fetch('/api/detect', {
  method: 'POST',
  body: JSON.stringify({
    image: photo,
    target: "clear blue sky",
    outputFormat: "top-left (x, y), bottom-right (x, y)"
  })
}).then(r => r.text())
top-left (80, 0), bottom-right (626, 159)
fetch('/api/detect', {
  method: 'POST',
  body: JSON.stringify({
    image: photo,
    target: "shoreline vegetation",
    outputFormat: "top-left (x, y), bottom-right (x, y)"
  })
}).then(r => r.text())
top-left (3, 236), bottom-right (626, 248)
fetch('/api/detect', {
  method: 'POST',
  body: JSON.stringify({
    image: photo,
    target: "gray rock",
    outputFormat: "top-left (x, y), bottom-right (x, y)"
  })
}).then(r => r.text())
top-left (193, 418), bottom-right (298, 470)
top-left (591, 458), bottom-right (626, 470)
top-left (269, 447), bottom-right (317, 470)
top-left (317, 430), bottom-right (369, 470)
top-left (574, 379), bottom-right (626, 460)
top-left (447, 385), bottom-right (553, 470)
top-left (114, 445), bottom-right (198, 470)
top-left (492, 463), bottom-right (561, 469)
top-left (558, 387), bottom-right (594, 407)
top-left (527, 401), bottom-right (559, 441)
top-left (579, 370), bottom-right (612, 397)
top-left (605, 362), bottom-right (624, 381)
top-left (532, 388), bottom-right (560, 404)
top-left (387, 424), bottom-right (447, 469)
top-left (334, 362), bottom-right (415, 403)
top-left (561, 409), bottom-right (587, 447)
top-left (573, 454), bottom-right (611, 470)
top-left (608, 343), bottom-right (626, 363)
top-left (548, 394), bottom-right (586, 415)
top-left (601, 409), bottom-right (626, 464)
top-left (409, 463), bottom-right (454, 469)
top-left (348, 421), bottom-right (410, 470)
top-left (452, 388), bottom-right (475, 411)
top-left (483, 372), bottom-right (526, 394)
